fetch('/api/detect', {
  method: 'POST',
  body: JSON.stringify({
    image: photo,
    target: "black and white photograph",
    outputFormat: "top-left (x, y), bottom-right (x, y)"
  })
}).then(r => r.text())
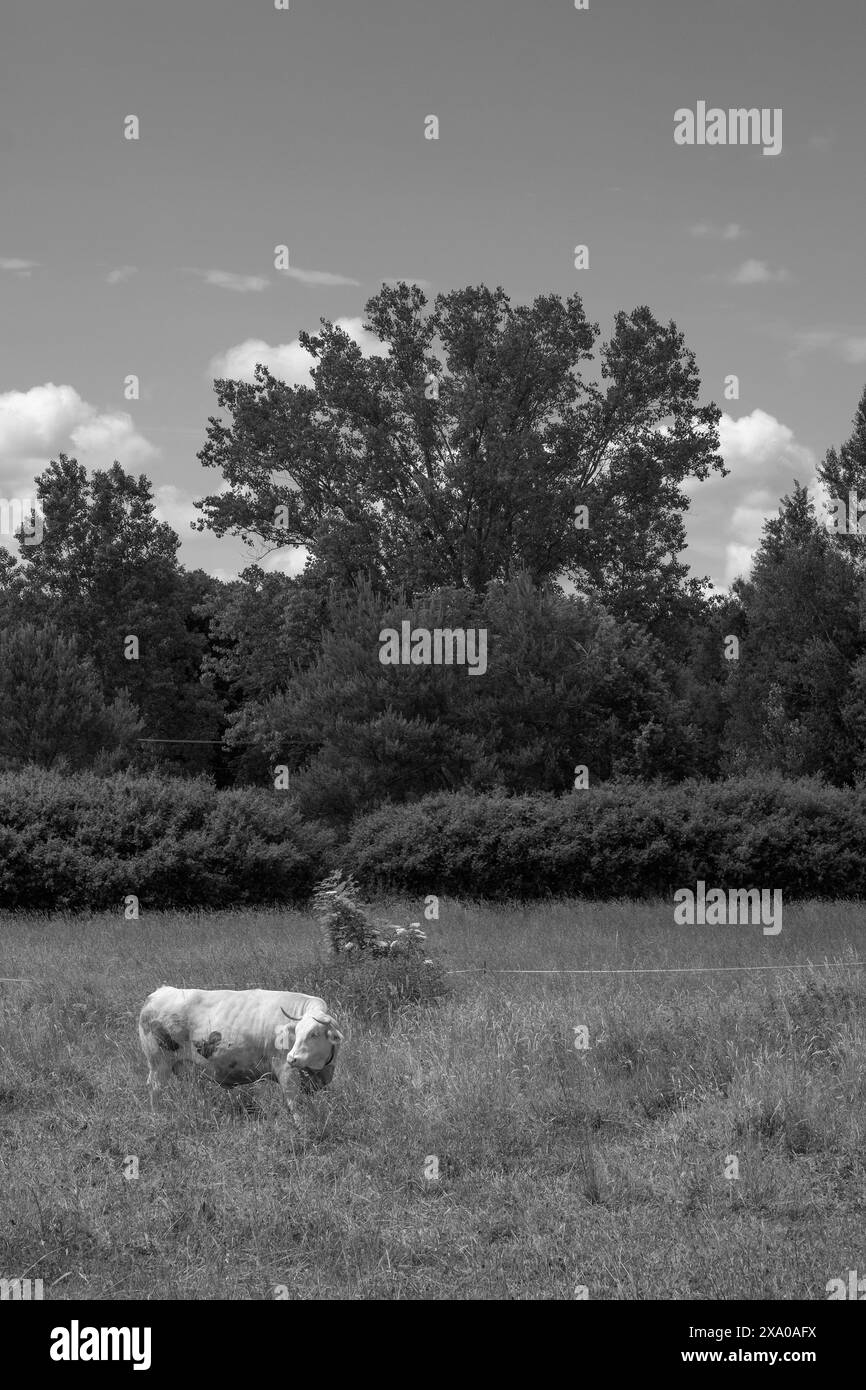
top-left (1, 0), bottom-right (864, 1343)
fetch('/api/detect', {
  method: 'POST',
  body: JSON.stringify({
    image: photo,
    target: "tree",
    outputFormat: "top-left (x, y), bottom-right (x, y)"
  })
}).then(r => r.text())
top-left (195, 283), bottom-right (724, 630)
top-left (0, 622), bottom-right (142, 770)
top-left (201, 566), bottom-right (330, 711)
top-left (723, 483), bottom-right (865, 780)
top-left (226, 574), bottom-right (697, 821)
top-left (0, 456), bottom-right (224, 768)
top-left (818, 382), bottom-right (866, 564)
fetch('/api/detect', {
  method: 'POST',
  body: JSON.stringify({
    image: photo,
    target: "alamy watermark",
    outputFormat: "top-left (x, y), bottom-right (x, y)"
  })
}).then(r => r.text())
top-left (50, 1322), bottom-right (152, 1370)
top-left (674, 882), bottom-right (782, 935)
top-left (379, 621), bottom-right (488, 676)
top-left (826, 491), bottom-right (866, 535)
top-left (0, 496), bottom-right (43, 545)
top-left (1, 1276), bottom-right (44, 1300)
top-left (674, 103), bottom-right (782, 157)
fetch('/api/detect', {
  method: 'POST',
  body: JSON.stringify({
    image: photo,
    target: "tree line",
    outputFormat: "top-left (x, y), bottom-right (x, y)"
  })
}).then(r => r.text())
top-left (2, 282), bottom-right (866, 821)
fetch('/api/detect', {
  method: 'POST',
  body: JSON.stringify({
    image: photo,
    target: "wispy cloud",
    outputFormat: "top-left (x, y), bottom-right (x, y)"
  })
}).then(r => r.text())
top-left (690, 222), bottom-right (743, 240)
top-left (727, 258), bottom-right (790, 286)
top-left (278, 264), bottom-right (361, 288)
top-left (188, 268), bottom-right (269, 293)
top-left (106, 265), bottom-right (138, 286)
top-left (790, 327), bottom-right (866, 365)
top-left (0, 257), bottom-right (38, 278)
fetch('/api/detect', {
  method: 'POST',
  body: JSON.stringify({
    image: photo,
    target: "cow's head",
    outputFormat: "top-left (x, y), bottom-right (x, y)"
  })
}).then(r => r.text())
top-left (281, 1008), bottom-right (343, 1073)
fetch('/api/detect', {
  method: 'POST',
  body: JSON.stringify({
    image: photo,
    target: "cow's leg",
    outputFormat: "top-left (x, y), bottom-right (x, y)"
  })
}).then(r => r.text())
top-left (146, 1055), bottom-right (175, 1110)
top-left (276, 1061), bottom-right (305, 1134)
top-left (139, 1019), bottom-right (182, 1111)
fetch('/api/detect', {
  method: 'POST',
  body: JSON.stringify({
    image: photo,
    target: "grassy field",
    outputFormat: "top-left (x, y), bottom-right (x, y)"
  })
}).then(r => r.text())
top-left (1, 899), bottom-right (864, 1300)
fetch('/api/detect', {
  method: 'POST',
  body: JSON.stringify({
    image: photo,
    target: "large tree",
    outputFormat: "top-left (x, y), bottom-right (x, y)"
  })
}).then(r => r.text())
top-left (195, 283), bottom-right (724, 633)
top-left (0, 456), bottom-right (223, 765)
top-left (723, 483), bottom-right (865, 780)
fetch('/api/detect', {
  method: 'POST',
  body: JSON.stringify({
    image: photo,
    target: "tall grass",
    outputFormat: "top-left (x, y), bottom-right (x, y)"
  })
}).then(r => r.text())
top-left (0, 899), bottom-right (863, 1299)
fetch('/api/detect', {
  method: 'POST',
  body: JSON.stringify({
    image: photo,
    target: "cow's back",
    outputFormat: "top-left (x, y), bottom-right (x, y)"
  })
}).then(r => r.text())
top-left (139, 986), bottom-right (328, 1059)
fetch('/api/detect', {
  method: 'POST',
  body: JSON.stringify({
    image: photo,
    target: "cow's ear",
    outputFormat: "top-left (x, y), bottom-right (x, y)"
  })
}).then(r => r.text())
top-left (275, 1023), bottom-right (293, 1050)
top-left (327, 1026), bottom-right (343, 1043)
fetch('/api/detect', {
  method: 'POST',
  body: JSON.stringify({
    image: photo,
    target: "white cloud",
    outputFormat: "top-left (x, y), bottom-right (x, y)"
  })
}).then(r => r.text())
top-left (0, 257), bottom-right (38, 278)
top-left (682, 409), bottom-right (816, 589)
top-left (690, 222), bottom-right (743, 240)
top-left (188, 268), bottom-right (269, 293)
top-left (210, 316), bottom-right (388, 384)
top-left (0, 383), bottom-right (157, 494)
top-left (278, 264), bottom-right (361, 287)
top-left (106, 265), bottom-right (138, 285)
top-left (727, 258), bottom-right (790, 285)
top-left (261, 545), bottom-right (309, 577)
top-left (719, 410), bottom-right (812, 470)
top-left (153, 484), bottom-right (199, 535)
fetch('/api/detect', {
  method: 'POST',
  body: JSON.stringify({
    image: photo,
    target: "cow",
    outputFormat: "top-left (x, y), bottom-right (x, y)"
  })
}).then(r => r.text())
top-left (138, 987), bottom-right (343, 1126)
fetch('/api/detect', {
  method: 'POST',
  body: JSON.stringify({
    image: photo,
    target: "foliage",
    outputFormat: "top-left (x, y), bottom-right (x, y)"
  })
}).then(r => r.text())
top-left (724, 483), bottom-right (866, 780)
top-left (0, 456), bottom-right (224, 770)
top-left (0, 769), bottom-right (334, 910)
top-left (196, 283), bottom-right (723, 626)
top-left (345, 776), bottom-right (866, 901)
top-left (226, 574), bottom-right (699, 819)
top-left (0, 622), bottom-right (142, 771)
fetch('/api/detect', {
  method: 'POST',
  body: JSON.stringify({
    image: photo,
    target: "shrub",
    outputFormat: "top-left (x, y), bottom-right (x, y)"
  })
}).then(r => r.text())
top-left (303, 870), bottom-right (447, 1022)
top-left (312, 868), bottom-right (431, 959)
top-left (344, 776), bottom-right (866, 901)
top-left (0, 768), bottom-right (335, 910)
top-left (291, 953), bottom-right (450, 1026)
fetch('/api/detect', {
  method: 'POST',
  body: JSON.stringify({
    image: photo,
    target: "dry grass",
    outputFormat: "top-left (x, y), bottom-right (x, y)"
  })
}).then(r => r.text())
top-left (0, 898), bottom-right (863, 1300)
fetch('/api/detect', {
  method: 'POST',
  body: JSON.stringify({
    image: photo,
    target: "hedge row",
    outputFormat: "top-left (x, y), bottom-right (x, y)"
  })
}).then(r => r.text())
top-left (0, 770), bottom-right (334, 910)
top-left (345, 777), bottom-right (866, 900)
top-left (2, 771), bottom-right (865, 910)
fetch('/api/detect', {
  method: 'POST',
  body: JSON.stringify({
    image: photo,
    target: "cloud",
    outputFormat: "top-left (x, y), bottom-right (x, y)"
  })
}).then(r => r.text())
top-left (807, 132), bottom-right (835, 152)
top-left (210, 316), bottom-right (388, 384)
top-left (188, 268), bottom-right (269, 293)
top-left (790, 328), bottom-right (866, 366)
top-left (689, 222), bottom-right (743, 240)
top-left (106, 265), bottom-right (138, 285)
top-left (727, 258), bottom-right (790, 286)
top-left (278, 264), bottom-right (361, 288)
top-left (153, 484), bottom-right (199, 535)
top-left (0, 383), bottom-right (157, 496)
top-left (261, 545), bottom-right (309, 577)
top-left (0, 257), bottom-right (38, 278)
top-left (681, 409), bottom-right (816, 589)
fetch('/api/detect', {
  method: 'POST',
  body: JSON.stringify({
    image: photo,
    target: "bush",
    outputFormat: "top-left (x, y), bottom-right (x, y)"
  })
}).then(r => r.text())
top-left (344, 775), bottom-right (866, 901)
top-left (312, 868), bottom-right (431, 958)
top-left (0, 768), bottom-right (335, 910)
top-left (303, 870), bottom-right (446, 1022)
top-left (291, 953), bottom-right (450, 1025)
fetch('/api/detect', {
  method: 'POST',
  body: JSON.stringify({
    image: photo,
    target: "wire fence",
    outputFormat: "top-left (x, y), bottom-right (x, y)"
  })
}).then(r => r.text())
top-left (445, 960), bottom-right (865, 976)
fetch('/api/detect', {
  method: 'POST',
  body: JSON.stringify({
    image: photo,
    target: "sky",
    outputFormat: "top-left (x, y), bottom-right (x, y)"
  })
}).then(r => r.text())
top-left (1, 0), bottom-right (864, 589)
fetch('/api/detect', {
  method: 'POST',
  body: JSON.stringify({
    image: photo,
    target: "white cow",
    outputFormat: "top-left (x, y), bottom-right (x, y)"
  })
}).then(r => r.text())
top-left (138, 987), bottom-right (343, 1124)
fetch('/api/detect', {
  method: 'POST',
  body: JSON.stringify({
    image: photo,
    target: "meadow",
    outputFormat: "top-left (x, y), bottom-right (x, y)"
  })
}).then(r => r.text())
top-left (0, 899), bottom-right (863, 1300)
